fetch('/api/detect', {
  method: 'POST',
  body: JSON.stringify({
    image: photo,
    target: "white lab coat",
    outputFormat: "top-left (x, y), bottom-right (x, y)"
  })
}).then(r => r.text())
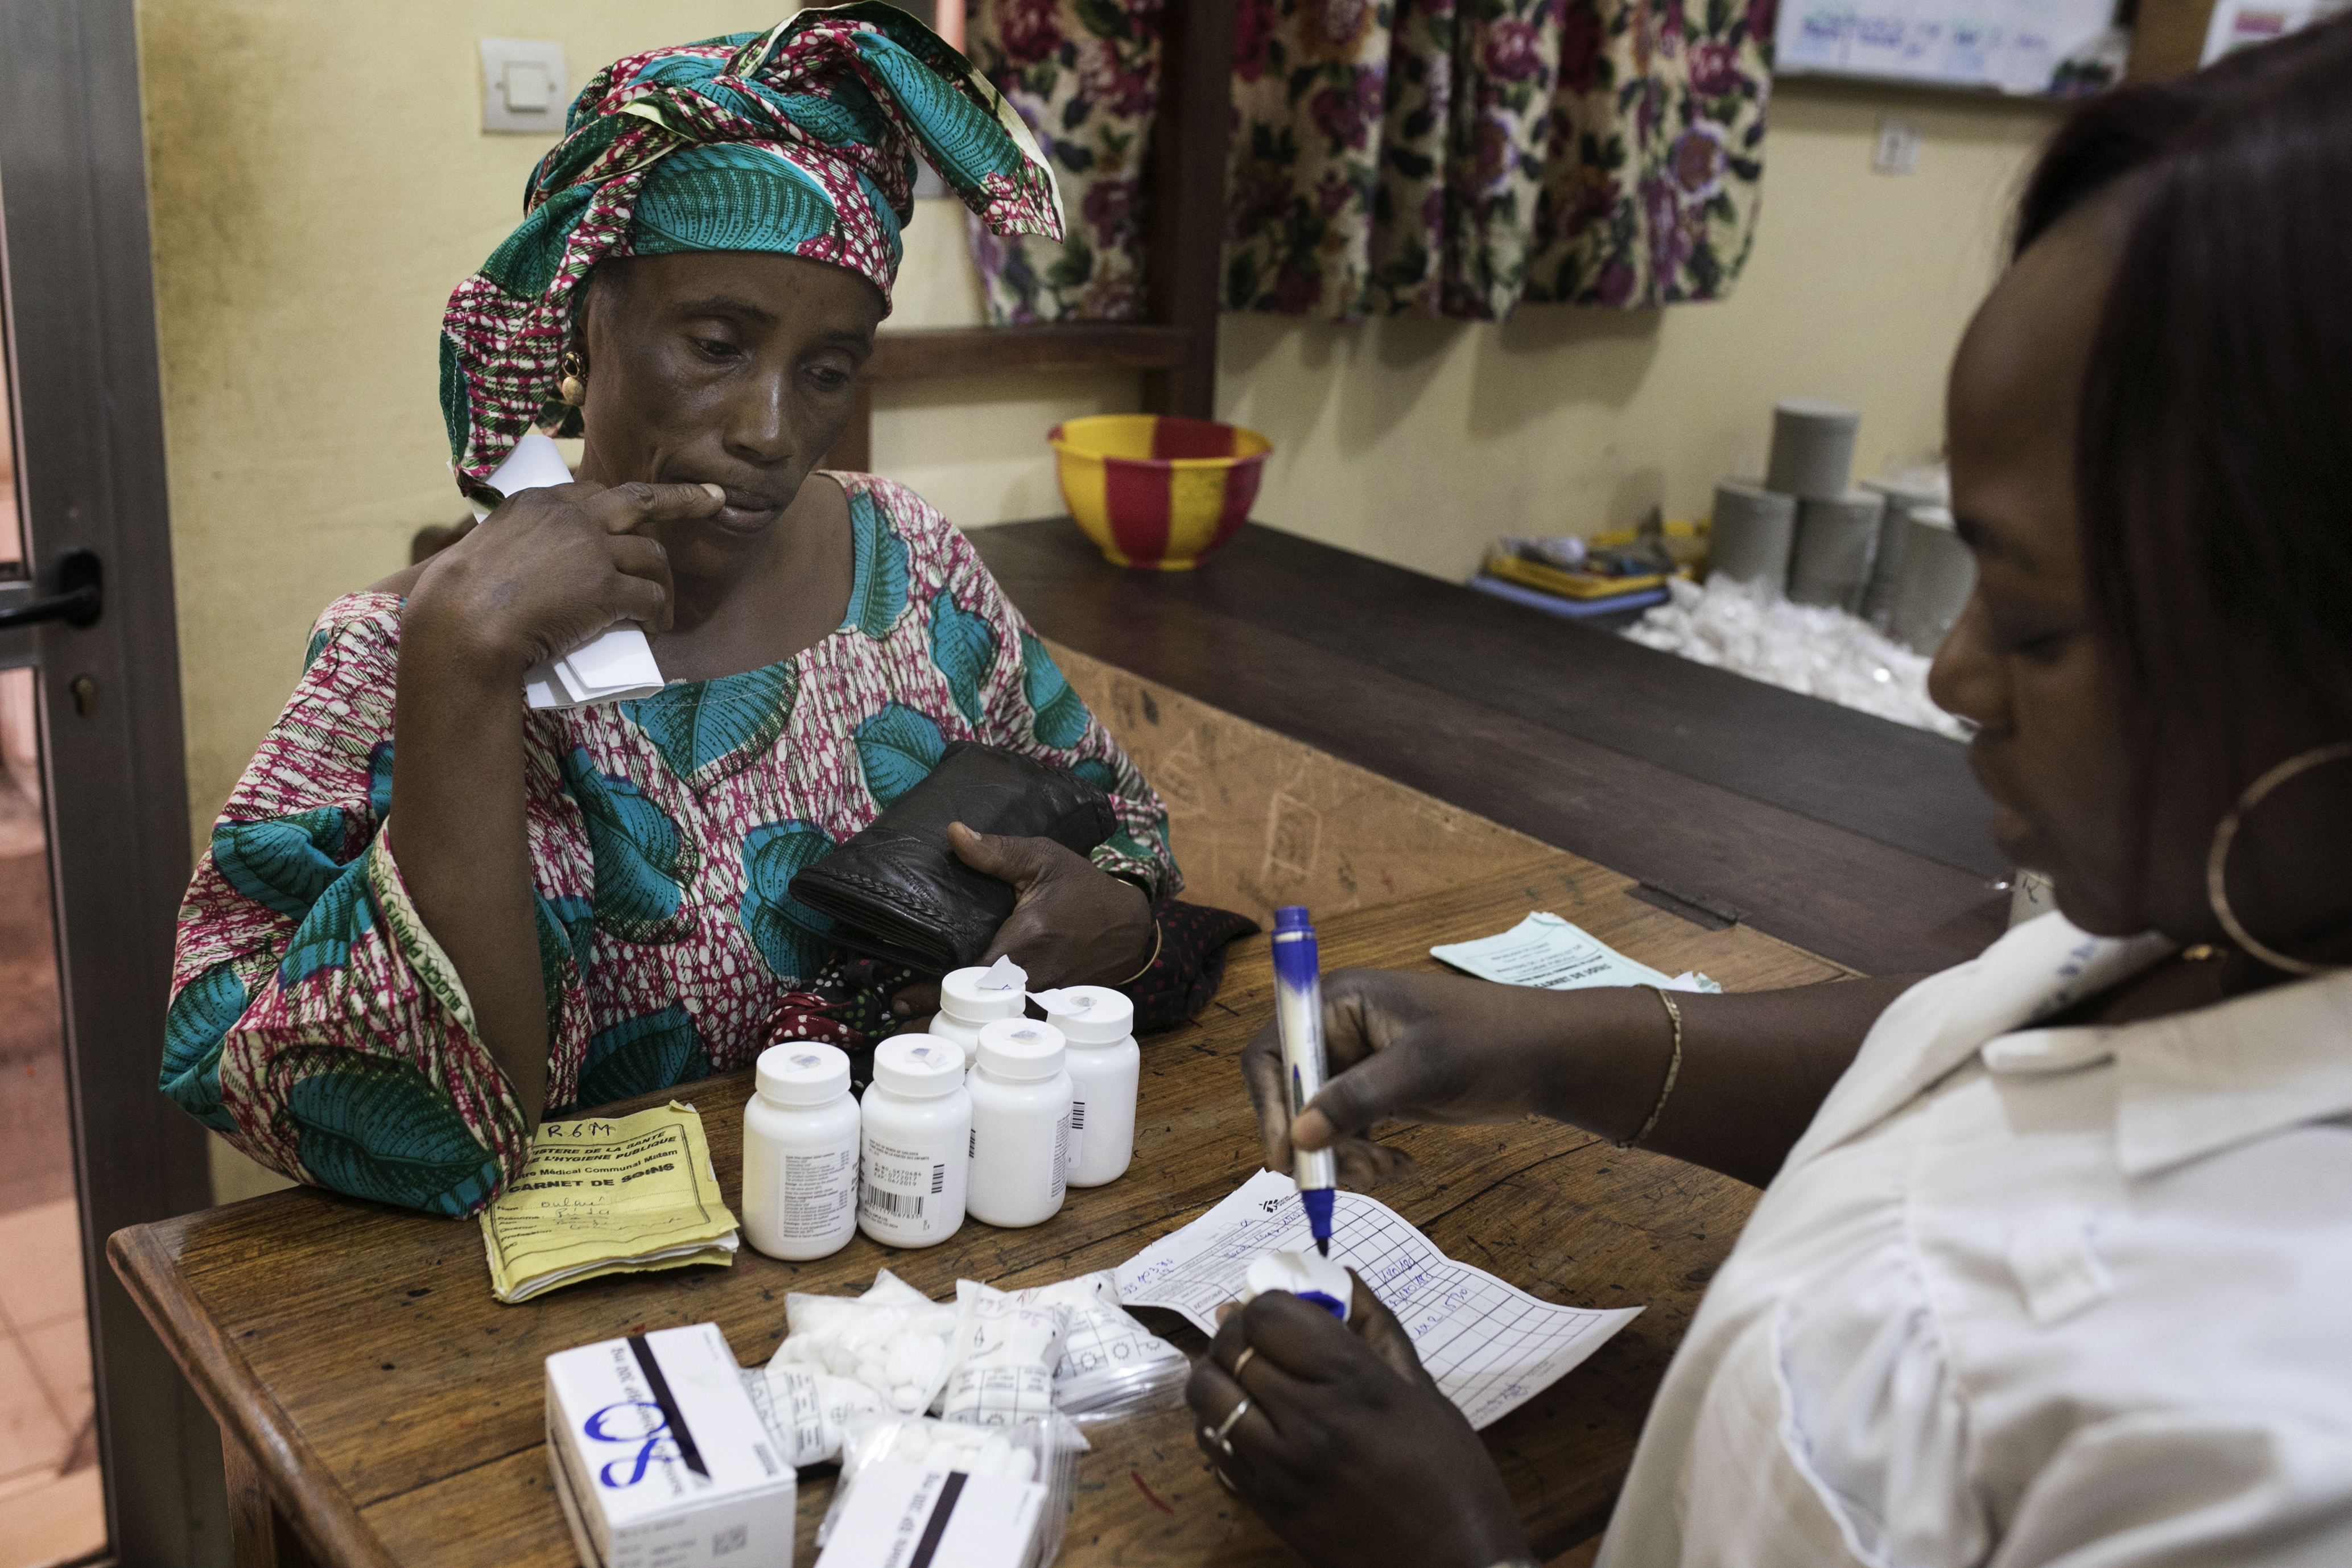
top-left (1599, 913), bottom-right (2352, 1568)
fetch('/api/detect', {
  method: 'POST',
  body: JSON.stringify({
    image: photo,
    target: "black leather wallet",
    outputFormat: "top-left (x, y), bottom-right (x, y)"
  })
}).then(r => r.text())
top-left (789, 742), bottom-right (1119, 975)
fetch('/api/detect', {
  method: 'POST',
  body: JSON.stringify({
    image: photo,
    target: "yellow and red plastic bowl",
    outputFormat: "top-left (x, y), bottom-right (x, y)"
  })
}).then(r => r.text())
top-left (1048, 414), bottom-right (1273, 570)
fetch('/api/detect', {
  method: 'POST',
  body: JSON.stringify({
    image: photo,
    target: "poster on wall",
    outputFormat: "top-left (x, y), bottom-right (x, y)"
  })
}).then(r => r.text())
top-left (1775, 0), bottom-right (2126, 95)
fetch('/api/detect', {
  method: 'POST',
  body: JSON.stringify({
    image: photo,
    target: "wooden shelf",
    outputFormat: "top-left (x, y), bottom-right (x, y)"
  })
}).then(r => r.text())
top-left (826, 2), bottom-right (1235, 474)
top-left (864, 322), bottom-right (1190, 381)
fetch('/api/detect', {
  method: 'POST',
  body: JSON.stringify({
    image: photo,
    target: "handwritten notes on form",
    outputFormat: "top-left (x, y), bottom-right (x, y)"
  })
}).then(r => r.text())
top-left (1117, 1169), bottom-right (1639, 1430)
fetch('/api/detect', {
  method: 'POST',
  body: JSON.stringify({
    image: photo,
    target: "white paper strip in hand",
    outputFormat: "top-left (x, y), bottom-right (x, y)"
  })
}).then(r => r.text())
top-left (477, 434), bottom-right (667, 710)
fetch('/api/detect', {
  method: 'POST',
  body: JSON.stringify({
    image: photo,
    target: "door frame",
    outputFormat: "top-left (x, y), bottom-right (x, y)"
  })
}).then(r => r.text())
top-left (0, 2), bottom-right (225, 1563)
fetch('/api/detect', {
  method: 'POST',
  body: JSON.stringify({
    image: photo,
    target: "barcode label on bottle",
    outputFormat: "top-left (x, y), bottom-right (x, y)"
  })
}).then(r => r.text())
top-left (1071, 1100), bottom-right (1087, 1130)
top-left (931, 1162), bottom-right (946, 1194)
top-left (864, 1188), bottom-right (923, 1218)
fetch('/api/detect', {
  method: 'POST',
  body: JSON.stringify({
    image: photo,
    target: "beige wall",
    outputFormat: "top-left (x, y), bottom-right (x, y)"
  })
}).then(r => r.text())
top-left (140, 0), bottom-right (2054, 851)
top-left (1210, 83), bottom-right (2056, 581)
top-left (141, 1), bottom-right (789, 854)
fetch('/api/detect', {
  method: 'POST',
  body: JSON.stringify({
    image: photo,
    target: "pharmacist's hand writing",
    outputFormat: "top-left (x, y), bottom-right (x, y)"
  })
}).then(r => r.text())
top-left (1243, 968), bottom-right (1575, 1186)
top-left (404, 480), bottom-right (723, 678)
top-left (1185, 1276), bottom-right (1529, 1568)
top-left (889, 823), bottom-right (1152, 1018)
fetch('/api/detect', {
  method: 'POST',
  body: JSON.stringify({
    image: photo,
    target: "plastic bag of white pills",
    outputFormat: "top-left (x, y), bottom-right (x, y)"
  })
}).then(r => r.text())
top-left (936, 1280), bottom-right (1070, 1425)
top-left (1006, 1270), bottom-right (1189, 1423)
top-left (817, 1413), bottom-right (1086, 1566)
top-left (741, 1363), bottom-right (889, 1467)
top-left (773, 1268), bottom-right (958, 1416)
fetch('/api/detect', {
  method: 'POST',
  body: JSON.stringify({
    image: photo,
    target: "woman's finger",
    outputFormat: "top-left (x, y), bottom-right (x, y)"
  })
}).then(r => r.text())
top-left (608, 534), bottom-right (669, 575)
top-left (1330, 1135), bottom-right (1417, 1187)
top-left (584, 479), bottom-right (727, 533)
top-left (606, 573), bottom-right (669, 629)
top-left (1229, 1290), bottom-right (1382, 1385)
top-left (1343, 1270), bottom-right (1437, 1392)
top-left (947, 822), bottom-right (1064, 890)
top-left (608, 535), bottom-right (675, 633)
top-left (1297, 1037), bottom-right (1447, 1149)
top-left (1187, 1344), bottom-right (1314, 1464)
top-left (974, 906), bottom-right (1045, 972)
top-left (1241, 1018), bottom-right (1294, 1171)
top-left (890, 980), bottom-right (942, 1021)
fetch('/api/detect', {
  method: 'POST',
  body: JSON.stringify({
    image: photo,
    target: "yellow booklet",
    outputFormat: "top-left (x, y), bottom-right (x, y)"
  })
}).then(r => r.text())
top-left (480, 1101), bottom-right (740, 1305)
top-left (1483, 548), bottom-right (1668, 600)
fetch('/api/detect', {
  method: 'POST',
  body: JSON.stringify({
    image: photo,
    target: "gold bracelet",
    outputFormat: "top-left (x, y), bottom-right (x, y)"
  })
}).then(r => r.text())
top-left (1612, 985), bottom-right (1683, 1150)
top-left (1115, 917), bottom-right (1162, 986)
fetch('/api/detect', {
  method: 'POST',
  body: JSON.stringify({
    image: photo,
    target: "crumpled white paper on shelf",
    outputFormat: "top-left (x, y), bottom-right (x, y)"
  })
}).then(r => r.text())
top-left (1623, 575), bottom-right (1969, 740)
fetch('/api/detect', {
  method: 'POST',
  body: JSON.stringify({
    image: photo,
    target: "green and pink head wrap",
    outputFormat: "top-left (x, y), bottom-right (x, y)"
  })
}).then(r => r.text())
top-left (440, 2), bottom-right (1063, 492)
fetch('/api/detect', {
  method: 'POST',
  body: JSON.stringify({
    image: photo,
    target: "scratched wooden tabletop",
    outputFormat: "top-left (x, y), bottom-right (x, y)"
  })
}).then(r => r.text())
top-left (112, 851), bottom-right (1847, 1567)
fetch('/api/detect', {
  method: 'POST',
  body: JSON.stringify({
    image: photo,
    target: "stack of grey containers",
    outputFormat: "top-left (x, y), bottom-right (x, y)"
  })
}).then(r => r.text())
top-left (1707, 398), bottom-right (1976, 655)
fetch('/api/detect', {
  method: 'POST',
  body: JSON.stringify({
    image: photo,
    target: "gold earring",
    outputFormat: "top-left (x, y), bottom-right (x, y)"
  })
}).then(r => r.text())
top-left (559, 350), bottom-right (587, 407)
top-left (2205, 739), bottom-right (2352, 975)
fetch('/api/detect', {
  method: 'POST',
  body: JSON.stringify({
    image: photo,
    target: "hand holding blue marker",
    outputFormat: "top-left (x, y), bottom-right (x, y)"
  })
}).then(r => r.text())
top-left (1271, 905), bottom-right (1337, 1257)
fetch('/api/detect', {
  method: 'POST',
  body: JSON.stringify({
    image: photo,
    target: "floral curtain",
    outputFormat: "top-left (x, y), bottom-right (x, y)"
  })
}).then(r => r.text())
top-left (964, 0), bottom-right (1165, 321)
top-left (967, 0), bottom-right (1771, 323)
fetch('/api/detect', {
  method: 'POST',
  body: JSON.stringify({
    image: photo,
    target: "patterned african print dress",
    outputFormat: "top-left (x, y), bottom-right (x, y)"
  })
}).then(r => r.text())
top-left (164, 477), bottom-right (1216, 1217)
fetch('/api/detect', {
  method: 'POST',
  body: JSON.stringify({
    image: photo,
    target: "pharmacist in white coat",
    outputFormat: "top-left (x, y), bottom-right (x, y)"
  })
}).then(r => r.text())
top-left (1186, 24), bottom-right (2352, 1568)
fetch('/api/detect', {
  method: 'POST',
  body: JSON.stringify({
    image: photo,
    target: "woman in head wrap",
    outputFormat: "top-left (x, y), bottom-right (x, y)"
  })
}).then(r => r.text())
top-left (162, 6), bottom-right (1247, 1215)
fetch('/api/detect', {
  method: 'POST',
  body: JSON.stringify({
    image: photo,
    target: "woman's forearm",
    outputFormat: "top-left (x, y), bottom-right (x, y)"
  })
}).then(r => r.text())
top-left (1538, 973), bottom-right (1923, 1187)
top-left (390, 624), bottom-right (550, 1124)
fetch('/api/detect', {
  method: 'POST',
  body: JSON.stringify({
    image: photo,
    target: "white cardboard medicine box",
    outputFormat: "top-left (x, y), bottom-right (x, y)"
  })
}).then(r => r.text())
top-left (814, 1460), bottom-right (1044, 1568)
top-left (546, 1322), bottom-right (796, 1568)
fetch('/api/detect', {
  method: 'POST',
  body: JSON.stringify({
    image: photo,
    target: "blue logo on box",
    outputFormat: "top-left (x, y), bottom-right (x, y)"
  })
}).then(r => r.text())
top-left (585, 1400), bottom-right (677, 1488)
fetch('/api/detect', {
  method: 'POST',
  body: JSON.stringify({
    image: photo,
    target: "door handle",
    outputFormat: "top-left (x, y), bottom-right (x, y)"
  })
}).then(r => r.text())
top-left (0, 549), bottom-right (102, 629)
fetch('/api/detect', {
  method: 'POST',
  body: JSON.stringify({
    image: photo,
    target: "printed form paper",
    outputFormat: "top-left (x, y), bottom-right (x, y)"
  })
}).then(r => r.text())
top-left (1116, 1169), bottom-right (1640, 1431)
top-left (1431, 911), bottom-right (1721, 994)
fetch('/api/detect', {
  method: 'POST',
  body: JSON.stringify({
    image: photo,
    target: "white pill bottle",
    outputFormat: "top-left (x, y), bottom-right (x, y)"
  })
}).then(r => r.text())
top-left (1045, 986), bottom-right (1140, 1187)
top-left (859, 1036), bottom-right (971, 1248)
top-left (965, 1020), bottom-right (1072, 1228)
top-left (929, 965), bottom-right (1029, 1070)
top-left (741, 1041), bottom-right (863, 1260)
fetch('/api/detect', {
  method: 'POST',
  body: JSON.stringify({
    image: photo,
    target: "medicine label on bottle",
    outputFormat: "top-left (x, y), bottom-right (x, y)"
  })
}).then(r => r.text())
top-left (778, 1150), bottom-right (858, 1238)
top-left (863, 1140), bottom-right (948, 1225)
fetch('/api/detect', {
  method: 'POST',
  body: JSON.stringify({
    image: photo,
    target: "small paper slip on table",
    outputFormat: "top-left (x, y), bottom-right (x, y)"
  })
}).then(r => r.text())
top-left (1433, 910), bottom-right (1722, 994)
top-left (1119, 1169), bottom-right (1640, 1431)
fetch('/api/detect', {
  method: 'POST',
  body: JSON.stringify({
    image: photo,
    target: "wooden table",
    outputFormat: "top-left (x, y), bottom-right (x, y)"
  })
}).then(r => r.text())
top-left (974, 519), bottom-right (2012, 977)
top-left (112, 852), bottom-right (1845, 1568)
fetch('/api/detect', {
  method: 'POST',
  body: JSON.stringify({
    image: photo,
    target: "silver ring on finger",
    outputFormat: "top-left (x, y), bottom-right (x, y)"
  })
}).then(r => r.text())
top-left (1209, 1396), bottom-right (1252, 1456)
top-left (1229, 1346), bottom-right (1257, 1381)
top-left (1215, 1466), bottom-right (1239, 1495)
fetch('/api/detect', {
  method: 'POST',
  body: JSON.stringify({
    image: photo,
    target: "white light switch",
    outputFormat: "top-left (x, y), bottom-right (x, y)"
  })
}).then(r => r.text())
top-left (1872, 116), bottom-right (1922, 176)
top-left (504, 61), bottom-right (551, 113)
top-left (480, 39), bottom-right (567, 135)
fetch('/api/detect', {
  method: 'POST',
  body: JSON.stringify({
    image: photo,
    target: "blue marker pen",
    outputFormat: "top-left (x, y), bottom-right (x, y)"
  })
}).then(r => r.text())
top-left (1271, 905), bottom-right (1336, 1257)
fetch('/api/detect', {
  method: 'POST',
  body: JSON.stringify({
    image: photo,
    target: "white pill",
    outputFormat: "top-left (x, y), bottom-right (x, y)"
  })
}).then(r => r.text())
top-left (891, 1384), bottom-right (923, 1412)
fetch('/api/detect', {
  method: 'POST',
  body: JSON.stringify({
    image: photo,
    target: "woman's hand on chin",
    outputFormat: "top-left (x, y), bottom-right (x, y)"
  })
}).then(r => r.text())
top-left (1183, 1277), bottom-right (1530, 1568)
top-left (403, 479), bottom-right (724, 679)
